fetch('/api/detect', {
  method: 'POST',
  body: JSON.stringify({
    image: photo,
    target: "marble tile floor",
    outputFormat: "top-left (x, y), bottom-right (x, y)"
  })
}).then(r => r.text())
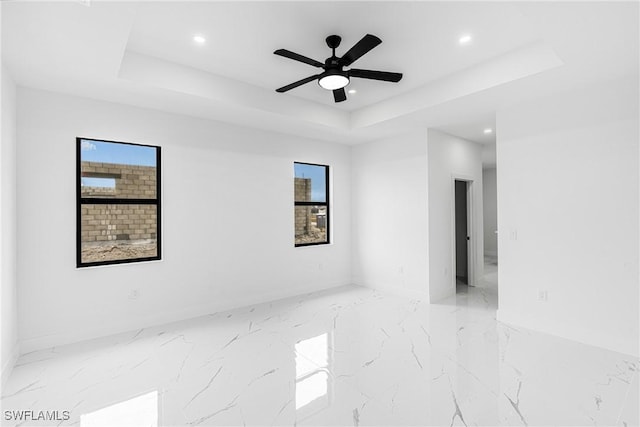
top-left (1, 281), bottom-right (638, 426)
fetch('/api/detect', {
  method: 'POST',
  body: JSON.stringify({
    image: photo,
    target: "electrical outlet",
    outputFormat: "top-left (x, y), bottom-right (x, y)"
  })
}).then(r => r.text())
top-left (537, 290), bottom-right (548, 302)
top-left (510, 229), bottom-right (518, 241)
top-left (129, 289), bottom-right (140, 300)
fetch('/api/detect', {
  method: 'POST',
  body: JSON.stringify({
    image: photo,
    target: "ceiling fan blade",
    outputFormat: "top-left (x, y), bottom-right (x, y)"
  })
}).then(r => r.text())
top-left (349, 68), bottom-right (403, 82)
top-left (274, 49), bottom-right (324, 68)
top-left (333, 88), bottom-right (347, 103)
top-left (339, 34), bottom-right (382, 66)
top-left (276, 74), bottom-right (320, 93)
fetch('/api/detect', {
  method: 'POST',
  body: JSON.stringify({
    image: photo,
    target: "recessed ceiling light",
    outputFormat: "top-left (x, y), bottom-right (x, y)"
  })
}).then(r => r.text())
top-left (484, 128), bottom-right (493, 134)
top-left (459, 34), bottom-right (472, 45)
top-left (348, 89), bottom-right (357, 94)
top-left (193, 35), bottom-right (206, 44)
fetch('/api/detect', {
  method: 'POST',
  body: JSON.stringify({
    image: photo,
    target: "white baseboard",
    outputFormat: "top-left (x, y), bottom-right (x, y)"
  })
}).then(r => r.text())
top-left (427, 282), bottom-right (456, 303)
top-left (358, 281), bottom-right (429, 302)
top-left (496, 309), bottom-right (638, 358)
top-left (1, 343), bottom-right (20, 393)
top-left (19, 281), bottom-right (352, 354)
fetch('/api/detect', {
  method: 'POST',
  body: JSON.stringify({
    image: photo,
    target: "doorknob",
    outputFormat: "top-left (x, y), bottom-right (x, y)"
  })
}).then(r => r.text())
top-left (466, 236), bottom-right (470, 241)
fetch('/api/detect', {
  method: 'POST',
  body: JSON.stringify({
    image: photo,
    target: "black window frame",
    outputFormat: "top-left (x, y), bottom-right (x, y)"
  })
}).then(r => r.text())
top-left (294, 162), bottom-right (330, 247)
top-left (76, 137), bottom-right (161, 268)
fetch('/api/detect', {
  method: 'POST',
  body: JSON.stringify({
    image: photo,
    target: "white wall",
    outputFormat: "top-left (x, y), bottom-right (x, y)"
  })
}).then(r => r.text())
top-left (496, 76), bottom-right (639, 357)
top-left (428, 129), bottom-right (483, 302)
top-left (351, 131), bottom-right (429, 299)
top-left (482, 143), bottom-right (496, 169)
top-left (16, 88), bottom-right (352, 353)
top-left (1, 65), bottom-right (19, 389)
top-left (482, 167), bottom-right (498, 257)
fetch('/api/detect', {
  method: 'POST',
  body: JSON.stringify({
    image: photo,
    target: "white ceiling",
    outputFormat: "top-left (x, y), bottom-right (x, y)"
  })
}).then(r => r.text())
top-left (2, 1), bottom-right (638, 148)
top-left (125, 1), bottom-right (542, 110)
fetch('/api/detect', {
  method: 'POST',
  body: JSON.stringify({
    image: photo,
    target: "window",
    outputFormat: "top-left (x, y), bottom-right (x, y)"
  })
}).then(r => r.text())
top-left (77, 138), bottom-right (161, 267)
top-left (294, 162), bottom-right (329, 246)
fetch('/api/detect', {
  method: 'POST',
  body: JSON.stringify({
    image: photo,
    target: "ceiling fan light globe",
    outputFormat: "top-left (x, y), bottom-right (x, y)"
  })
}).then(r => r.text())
top-left (318, 74), bottom-right (350, 90)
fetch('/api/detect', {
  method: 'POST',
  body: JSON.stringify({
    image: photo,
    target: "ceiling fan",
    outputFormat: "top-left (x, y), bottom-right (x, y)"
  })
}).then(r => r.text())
top-left (274, 34), bottom-right (403, 103)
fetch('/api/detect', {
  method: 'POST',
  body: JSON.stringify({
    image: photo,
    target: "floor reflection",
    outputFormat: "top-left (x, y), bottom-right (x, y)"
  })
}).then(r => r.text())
top-left (295, 333), bottom-right (332, 420)
top-left (80, 390), bottom-right (158, 427)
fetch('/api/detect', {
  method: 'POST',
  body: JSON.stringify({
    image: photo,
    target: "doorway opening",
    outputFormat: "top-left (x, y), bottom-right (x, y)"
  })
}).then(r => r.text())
top-left (454, 179), bottom-right (471, 294)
